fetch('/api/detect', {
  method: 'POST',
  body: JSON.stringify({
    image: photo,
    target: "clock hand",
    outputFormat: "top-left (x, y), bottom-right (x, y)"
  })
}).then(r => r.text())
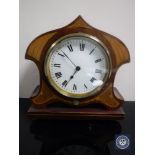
top-left (71, 66), bottom-right (81, 77)
top-left (67, 66), bottom-right (81, 84)
top-left (62, 51), bottom-right (77, 68)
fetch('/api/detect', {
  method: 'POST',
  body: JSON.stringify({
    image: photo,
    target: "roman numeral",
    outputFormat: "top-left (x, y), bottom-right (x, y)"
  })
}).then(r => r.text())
top-left (90, 77), bottom-right (96, 83)
top-left (84, 84), bottom-right (87, 89)
top-left (95, 69), bottom-right (102, 74)
top-left (89, 48), bottom-right (95, 55)
top-left (58, 53), bottom-right (65, 57)
top-left (80, 43), bottom-right (85, 51)
top-left (95, 58), bottom-right (102, 63)
top-left (73, 84), bottom-right (77, 90)
top-left (54, 64), bottom-right (61, 67)
top-left (55, 72), bottom-right (62, 79)
top-left (67, 44), bottom-right (73, 52)
top-left (62, 80), bottom-right (68, 87)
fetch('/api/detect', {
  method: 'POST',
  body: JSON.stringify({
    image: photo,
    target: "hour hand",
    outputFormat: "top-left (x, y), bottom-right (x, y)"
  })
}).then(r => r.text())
top-left (66, 66), bottom-right (81, 85)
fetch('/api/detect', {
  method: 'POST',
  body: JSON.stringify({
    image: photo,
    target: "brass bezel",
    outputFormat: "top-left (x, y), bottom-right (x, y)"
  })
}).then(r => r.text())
top-left (44, 33), bottom-right (112, 99)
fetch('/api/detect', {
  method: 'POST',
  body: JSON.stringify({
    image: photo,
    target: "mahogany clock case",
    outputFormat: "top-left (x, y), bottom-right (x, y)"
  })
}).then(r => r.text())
top-left (25, 16), bottom-right (130, 109)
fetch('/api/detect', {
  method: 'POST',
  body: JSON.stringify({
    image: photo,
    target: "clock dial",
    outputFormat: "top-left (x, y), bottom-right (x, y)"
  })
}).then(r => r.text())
top-left (45, 34), bottom-right (111, 98)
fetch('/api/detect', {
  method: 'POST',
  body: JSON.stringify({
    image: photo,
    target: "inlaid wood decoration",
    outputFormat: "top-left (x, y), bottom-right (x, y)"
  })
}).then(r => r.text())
top-left (26, 16), bottom-right (130, 109)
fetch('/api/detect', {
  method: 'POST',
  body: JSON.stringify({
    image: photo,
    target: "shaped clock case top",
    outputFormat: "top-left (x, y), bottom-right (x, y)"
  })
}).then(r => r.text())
top-left (25, 16), bottom-right (130, 109)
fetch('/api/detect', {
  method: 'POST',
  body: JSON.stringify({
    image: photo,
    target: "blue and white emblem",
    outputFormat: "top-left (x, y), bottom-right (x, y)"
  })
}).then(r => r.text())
top-left (115, 135), bottom-right (130, 150)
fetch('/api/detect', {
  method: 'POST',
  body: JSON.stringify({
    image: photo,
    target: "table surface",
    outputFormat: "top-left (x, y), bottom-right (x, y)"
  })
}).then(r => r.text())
top-left (20, 99), bottom-right (135, 155)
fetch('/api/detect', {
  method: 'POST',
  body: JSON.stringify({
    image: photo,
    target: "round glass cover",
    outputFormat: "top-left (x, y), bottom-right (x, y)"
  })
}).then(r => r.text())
top-left (44, 33), bottom-right (111, 98)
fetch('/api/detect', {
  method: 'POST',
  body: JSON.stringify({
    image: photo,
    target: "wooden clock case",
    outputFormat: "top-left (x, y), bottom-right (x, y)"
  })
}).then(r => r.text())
top-left (26, 16), bottom-right (130, 111)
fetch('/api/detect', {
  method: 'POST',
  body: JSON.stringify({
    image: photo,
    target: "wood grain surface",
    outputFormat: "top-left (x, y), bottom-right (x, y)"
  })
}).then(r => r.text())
top-left (25, 16), bottom-right (130, 109)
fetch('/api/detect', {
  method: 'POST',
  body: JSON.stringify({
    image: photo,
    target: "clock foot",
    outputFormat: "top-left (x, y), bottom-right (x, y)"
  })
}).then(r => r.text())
top-left (27, 104), bottom-right (125, 120)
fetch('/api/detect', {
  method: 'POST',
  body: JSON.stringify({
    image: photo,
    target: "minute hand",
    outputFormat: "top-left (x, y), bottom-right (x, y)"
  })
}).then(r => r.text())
top-left (62, 52), bottom-right (77, 68)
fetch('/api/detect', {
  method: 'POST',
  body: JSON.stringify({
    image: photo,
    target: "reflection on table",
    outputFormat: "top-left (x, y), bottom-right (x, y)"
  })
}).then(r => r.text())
top-left (30, 120), bottom-right (121, 155)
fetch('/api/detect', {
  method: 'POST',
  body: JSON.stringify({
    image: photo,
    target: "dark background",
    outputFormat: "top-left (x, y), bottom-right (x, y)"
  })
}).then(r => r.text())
top-left (20, 99), bottom-right (135, 155)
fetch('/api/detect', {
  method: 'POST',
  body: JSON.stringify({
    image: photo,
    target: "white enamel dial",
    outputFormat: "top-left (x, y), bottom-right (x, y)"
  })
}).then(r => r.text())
top-left (45, 34), bottom-right (111, 98)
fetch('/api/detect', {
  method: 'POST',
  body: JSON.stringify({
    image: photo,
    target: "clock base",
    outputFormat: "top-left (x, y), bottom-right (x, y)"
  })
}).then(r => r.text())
top-left (27, 86), bottom-right (125, 120)
top-left (27, 105), bottom-right (125, 120)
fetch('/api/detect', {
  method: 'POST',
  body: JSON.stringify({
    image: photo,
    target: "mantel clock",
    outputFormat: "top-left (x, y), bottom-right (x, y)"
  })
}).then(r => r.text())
top-left (26, 16), bottom-right (130, 112)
